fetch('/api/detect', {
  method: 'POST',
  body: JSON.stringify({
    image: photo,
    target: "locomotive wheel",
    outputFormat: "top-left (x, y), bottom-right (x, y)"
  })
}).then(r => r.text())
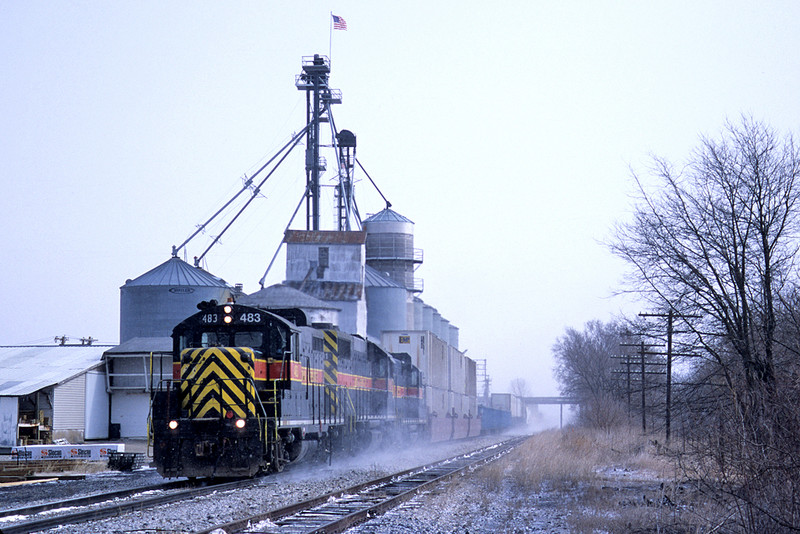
top-left (270, 441), bottom-right (289, 473)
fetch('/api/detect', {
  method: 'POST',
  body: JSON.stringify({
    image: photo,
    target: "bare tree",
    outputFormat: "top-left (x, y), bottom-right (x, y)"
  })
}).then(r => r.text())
top-left (509, 378), bottom-right (530, 398)
top-left (610, 117), bottom-right (800, 531)
top-left (552, 320), bottom-right (626, 429)
top-left (612, 117), bottom-right (800, 392)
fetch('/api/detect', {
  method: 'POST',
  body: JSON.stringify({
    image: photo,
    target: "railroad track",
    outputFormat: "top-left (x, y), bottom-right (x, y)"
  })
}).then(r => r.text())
top-left (195, 436), bottom-right (526, 534)
top-left (0, 478), bottom-right (254, 534)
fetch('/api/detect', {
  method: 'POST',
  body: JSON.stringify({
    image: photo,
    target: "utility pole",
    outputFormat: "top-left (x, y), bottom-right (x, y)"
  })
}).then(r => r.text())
top-left (640, 341), bottom-right (646, 433)
top-left (640, 310), bottom-right (700, 443)
top-left (617, 341), bottom-right (664, 433)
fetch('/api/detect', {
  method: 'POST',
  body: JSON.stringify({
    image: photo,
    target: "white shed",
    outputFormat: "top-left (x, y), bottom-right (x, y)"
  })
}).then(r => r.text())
top-left (0, 345), bottom-right (110, 448)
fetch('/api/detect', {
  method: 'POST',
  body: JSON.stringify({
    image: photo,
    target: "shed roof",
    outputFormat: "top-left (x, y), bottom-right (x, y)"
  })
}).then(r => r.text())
top-left (0, 345), bottom-right (109, 396)
top-left (122, 257), bottom-right (229, 288)
top-left (104, 337), bottom-right (172, 355)
top-left (238, 284), bottom-right (340, 310)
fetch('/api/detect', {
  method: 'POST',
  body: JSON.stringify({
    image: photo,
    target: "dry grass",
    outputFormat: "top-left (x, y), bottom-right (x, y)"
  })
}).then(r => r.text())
top-left (496, 427), bottom-right (673, 492)
top-left (469, 428), bottom-right (721, 533)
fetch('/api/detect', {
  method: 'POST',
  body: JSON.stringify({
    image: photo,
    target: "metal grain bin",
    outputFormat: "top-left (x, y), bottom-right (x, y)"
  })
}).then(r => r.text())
top-left (423, 305), bottom-right (435, 332)
top-left (432, 311), bottom-right (443, 339)
top-left (413, 298), bottom-right (424, 330)
top-left (449, 324), bottom-right (460, 350)
top-left (119, 257), bottom-right (231, 342)
top-left (365, 266), bottom-right (407, 339)
top-left (363, 208), bottom-right (422, 292)
top-left (440, 317), bottom-right (450, 342)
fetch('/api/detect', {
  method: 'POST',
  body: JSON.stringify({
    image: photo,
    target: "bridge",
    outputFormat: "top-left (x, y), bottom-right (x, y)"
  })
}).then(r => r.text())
top-left (522, 396), bottom-right (581, 428)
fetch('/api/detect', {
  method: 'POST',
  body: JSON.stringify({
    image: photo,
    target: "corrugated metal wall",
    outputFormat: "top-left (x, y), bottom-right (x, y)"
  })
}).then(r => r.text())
top-left (85, 370), bottom-right (109, 440)
top-left (54, 374), bottom-right (86, 433)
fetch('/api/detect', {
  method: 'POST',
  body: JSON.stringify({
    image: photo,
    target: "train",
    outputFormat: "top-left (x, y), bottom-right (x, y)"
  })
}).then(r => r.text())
top-left (151, 300), bottom-right (429, 478)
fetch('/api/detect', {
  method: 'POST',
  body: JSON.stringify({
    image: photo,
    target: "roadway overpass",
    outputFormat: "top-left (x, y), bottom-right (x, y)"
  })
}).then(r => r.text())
top-left (523, 396), bottom-right (580, 428)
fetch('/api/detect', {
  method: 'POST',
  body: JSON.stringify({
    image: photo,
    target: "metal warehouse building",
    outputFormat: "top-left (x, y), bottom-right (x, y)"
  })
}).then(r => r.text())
top-left (0, 345), bottom-right (110, 450)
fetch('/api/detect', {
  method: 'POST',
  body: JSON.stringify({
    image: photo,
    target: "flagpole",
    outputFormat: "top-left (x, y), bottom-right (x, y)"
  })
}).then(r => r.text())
top-left (329, 12), bottom-right (333, 60)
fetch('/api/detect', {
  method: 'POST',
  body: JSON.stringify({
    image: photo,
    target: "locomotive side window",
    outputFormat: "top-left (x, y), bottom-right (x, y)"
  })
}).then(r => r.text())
top-left (177, 334), bottom-right (190, 352)
top-left (267, 325), bottom-right (287, 357)
top-left (375, 358), bottom-right (388, 377)
top-left (312, 337), bottom-right (323, 352)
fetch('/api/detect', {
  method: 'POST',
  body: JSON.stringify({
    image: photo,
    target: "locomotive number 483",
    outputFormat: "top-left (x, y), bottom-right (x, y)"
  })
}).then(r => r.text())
top-left (200, 313), bottom-right (219, 324)
top-left (239, 312), bottom-right (262, 323)
top-left (199, 312), bottom-right (262, 324)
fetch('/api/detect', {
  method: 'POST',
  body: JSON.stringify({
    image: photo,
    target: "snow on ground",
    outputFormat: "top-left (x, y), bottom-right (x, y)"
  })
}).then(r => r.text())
top-left (346, 463), bottom-right (572, 533)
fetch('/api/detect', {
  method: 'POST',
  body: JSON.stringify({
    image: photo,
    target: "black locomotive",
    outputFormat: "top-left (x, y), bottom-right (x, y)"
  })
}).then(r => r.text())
top-left (151, 301), bottom-right (424, 478)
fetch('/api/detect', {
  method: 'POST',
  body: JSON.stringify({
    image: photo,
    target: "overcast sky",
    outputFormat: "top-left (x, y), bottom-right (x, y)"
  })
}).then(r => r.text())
top-left (3, 2), bottom-right (800, 398)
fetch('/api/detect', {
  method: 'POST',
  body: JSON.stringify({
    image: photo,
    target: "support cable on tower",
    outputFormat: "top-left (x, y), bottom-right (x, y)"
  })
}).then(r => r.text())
top-left (193, 124), bottom-right (310, 267)
top-left (172, 123), bottom-right (311, 260)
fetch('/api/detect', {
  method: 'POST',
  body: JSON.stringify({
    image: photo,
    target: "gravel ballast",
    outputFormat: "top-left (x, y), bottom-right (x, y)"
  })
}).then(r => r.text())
top-left (1, 435), bottom-right (527, 533)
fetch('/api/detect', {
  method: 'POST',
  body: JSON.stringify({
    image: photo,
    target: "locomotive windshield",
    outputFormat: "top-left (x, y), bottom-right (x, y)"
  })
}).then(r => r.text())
top-left (195, 331), bottom-right (265, 349)
top-left (173, 305), bottom-right (292, 358)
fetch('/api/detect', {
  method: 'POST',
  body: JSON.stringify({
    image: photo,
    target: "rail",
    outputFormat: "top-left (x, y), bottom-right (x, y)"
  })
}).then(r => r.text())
top-left (0, 479), bottom-right (245, 534)
top-left (195, 436), bottom-right (526, 534)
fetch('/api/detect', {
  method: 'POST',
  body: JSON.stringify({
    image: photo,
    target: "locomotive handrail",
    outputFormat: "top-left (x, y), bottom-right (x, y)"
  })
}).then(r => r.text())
top-left (341, 385), bottom-right (357, 431)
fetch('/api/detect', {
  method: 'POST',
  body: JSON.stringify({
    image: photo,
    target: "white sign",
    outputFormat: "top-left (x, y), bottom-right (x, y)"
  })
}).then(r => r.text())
top-left (10, 443), bottom-right (124, 461)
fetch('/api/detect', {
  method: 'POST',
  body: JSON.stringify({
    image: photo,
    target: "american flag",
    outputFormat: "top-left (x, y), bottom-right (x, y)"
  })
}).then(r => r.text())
top-left (332, 14), bottom-right (347, 31)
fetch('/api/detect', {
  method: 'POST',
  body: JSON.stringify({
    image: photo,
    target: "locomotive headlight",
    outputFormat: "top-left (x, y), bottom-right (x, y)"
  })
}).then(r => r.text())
top-left (223, 305), bottom-right (233, 314)
top-left (224, 315), bottom-right (232, 324)
top-left (234, 419), bottom-right (246, 429)
top-left (168, 420), bottom-right (178, 430)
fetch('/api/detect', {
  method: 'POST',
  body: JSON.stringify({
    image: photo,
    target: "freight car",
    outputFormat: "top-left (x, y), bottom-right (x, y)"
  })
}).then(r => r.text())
top-left (150, 301), bottom-right (425, 478)
top-left (478, 404), bottom-right (511, 434)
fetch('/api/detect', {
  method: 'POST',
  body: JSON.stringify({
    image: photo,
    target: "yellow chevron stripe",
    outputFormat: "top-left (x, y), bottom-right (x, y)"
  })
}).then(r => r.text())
top-left (192, 388), bottom-right (251, 418)
top-left (188, 377), bottom-right (249, 407)
top-left (179, 347), bottom-right (257, 417)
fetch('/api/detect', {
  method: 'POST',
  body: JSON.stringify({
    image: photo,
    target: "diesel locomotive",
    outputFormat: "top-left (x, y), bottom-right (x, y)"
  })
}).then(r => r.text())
top-left (150, 300), bottom-right (424, 478)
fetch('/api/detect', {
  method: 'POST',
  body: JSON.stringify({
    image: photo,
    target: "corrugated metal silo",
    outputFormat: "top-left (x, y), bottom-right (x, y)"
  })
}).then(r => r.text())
top-left (363, 208), bottom-right (422, 292)
top-left (119, 257), bottom-right (231, 342)
top-left (440, 317), bottom-right (450, 341)
top-left (413, 297), bottom-right (424, 330)
top-left (449, 324), bottom-right (460, 350)
top-left (365, 266), bottom-right (407, 340)
top-left (423, 305), bottom-right (435, 332)
top-left (432, 310), bottom-right (443, 339)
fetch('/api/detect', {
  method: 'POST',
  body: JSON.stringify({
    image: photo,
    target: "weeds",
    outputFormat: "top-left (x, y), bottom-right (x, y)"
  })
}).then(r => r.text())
top-left (464, 427), bottom-right (727, 533)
